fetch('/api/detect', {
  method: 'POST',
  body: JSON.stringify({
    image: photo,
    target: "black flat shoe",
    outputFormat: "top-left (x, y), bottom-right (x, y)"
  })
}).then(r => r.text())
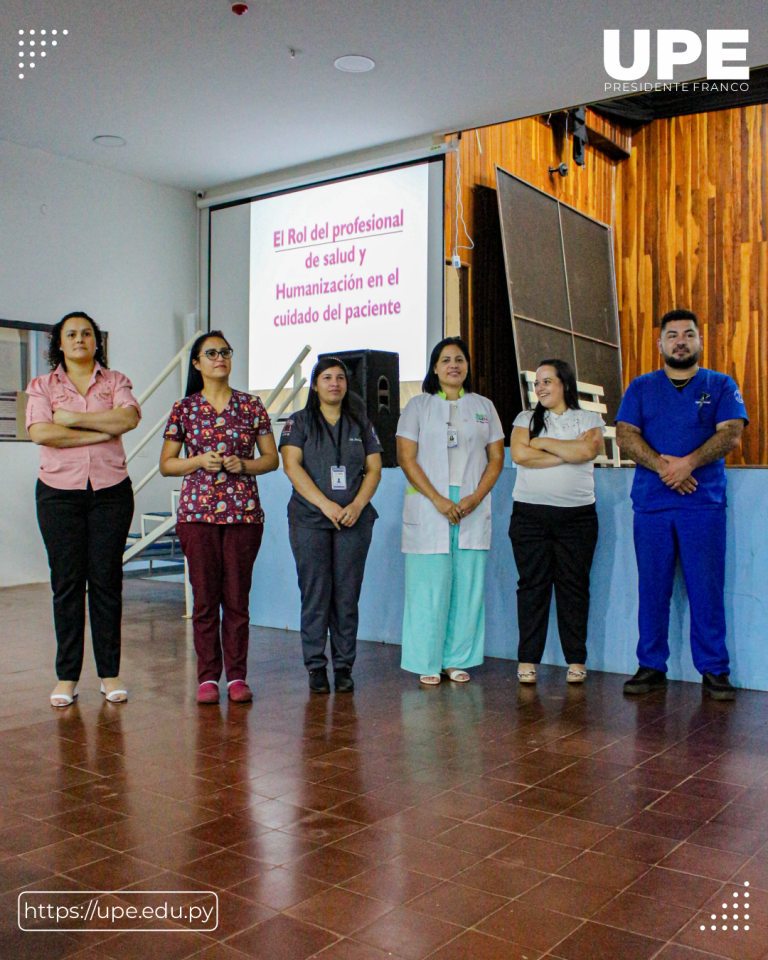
top-left (702, 672), bottom-right (736, 701)
top-left (308, 667), bottom-right (331, 694)
top-left (623, 667), bottom-right (667, 695)
top-left (334, 667), bottom-right (354, 693)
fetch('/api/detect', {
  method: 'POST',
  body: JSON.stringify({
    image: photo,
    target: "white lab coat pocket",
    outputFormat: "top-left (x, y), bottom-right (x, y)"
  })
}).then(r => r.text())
top-left (402, 489), bottom-right (421, 525)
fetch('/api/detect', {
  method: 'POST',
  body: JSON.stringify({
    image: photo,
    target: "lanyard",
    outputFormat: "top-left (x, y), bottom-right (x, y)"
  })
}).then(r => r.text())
top-left (321, 412), bottom-right (344, 466)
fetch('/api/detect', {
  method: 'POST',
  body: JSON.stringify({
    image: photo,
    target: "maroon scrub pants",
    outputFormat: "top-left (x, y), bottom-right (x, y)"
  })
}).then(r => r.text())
top-left (176, 522), bottom-right (263, 684)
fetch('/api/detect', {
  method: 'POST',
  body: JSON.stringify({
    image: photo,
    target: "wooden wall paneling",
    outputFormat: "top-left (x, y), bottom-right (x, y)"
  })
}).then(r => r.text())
top-left (448, 102), bottom-right (767, 461)
top-left (614, 104), bottom-right (768, 463)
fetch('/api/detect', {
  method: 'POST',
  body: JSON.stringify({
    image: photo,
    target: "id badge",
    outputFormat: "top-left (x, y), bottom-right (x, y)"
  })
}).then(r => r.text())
top-left (447, 426), bottom-right (459, 448)
top-left (331, 465), bottom-right (347, 490)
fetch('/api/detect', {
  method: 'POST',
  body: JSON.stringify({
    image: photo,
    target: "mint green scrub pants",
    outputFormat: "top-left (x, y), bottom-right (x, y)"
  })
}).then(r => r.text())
top-left (401, 486), bottom-right (488, 676)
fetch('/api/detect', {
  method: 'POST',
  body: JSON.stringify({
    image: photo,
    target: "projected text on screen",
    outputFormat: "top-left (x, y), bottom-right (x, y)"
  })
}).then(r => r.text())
top-left (249, 163), bottom-right (429, 389)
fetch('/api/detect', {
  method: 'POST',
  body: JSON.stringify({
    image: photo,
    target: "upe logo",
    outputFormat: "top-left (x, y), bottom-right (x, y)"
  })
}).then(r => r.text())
top-left (604, 29), bottom-right (749, 90)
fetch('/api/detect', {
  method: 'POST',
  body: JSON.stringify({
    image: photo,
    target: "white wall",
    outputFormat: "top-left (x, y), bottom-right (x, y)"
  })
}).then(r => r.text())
top-left (0, 140), bottom-right (198, 586)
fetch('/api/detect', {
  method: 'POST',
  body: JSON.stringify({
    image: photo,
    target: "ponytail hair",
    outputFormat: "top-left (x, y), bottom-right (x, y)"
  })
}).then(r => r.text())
top-left (529, 359), bottom-right (580, 439)
top-left (185, 330), bottom-right (231, 397)
top-left (304, 356), bottom-right (364, 439)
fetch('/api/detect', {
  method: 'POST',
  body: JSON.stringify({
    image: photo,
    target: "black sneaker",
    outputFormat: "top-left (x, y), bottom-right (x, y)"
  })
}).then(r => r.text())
top-left (334, 667), bottom-right (355, 693)
top-left (623, 667), bottom-right (667, 695)
top-left (308, 667), bottom-right (331, 694)
top-left (702, 672), bottom-right (736, 701)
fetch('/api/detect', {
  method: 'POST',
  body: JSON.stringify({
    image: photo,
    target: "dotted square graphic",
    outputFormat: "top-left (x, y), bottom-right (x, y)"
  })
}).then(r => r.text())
top-left (699, 882), bottom-right (751, 933)
top-left (16, 28), bottom-right (68, 79)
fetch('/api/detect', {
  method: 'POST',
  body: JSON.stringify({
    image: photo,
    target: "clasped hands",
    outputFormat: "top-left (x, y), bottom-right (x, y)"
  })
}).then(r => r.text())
top-left (321, 500), bottom-right (362, 530)
top-left (434, 492), bottom-right (480, 525)
top-left (199, 451), bottom-right (247, 474)
top-left (657, 454), bottom-right (697, 494)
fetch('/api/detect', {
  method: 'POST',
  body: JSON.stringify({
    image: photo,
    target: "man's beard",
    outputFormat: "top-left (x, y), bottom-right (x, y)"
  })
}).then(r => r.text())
top-left (663, 348), bottom-right (700, 370)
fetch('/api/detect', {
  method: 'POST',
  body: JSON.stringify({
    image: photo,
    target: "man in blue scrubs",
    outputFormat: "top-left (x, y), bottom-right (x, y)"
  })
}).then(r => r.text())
top-left (616, 309), bottom-right (748, 700)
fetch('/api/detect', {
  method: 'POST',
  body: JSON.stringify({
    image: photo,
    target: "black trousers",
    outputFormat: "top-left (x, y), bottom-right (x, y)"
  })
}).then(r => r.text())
top-left (36, 477), bottom-right (134, 681)
top-left (509, 501), bottom-right (599, 665)
top-left (288, 522), bottom-right (374, 672)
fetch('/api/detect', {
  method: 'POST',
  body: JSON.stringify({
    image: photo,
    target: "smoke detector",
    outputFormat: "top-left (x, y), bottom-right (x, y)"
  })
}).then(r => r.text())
top-left (334, 55), bottom-right (375, 73)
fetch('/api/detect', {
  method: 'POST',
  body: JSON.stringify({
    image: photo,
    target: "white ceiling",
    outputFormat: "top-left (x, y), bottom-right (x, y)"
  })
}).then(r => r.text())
top-left (2, 0), bottom-right (767, 192)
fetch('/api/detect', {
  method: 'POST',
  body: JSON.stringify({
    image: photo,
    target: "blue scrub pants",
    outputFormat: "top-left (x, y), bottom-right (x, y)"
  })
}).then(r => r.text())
top-left (401, 487), bottom-right (487, 676)
top-left (633, 507), bottom-right (729, 676)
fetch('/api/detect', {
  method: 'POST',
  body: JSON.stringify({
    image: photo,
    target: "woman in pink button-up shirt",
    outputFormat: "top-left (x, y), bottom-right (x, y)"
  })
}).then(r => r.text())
top-left (26, 312), bottom-right (141, 707)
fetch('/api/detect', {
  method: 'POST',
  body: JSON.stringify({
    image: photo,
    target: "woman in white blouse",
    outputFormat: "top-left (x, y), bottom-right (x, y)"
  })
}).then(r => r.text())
top-left (397, 337), bottom-right (505, 685)
top-left (510, 359), bottom-right (605, 685)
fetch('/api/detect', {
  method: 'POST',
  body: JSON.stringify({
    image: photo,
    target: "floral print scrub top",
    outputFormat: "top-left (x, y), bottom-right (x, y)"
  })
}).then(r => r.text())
top-left (163, 390), bottom-right (272, 524)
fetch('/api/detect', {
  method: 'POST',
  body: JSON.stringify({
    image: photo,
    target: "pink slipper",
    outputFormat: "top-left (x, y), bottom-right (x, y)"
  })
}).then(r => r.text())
top-left (227, 680), bottom-right (253, 703)
top-left (197, 681), bottom-right (220, 704)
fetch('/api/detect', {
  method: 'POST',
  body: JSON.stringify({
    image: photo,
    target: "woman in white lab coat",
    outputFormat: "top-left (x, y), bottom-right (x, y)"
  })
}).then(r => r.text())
top-left (396, 337), bottom-right (505, 684)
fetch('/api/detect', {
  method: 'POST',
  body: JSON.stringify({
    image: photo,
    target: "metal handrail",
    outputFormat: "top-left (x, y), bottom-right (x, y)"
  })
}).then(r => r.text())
top-left (262, 344), bottom-right (311, 410)
top-left (274, 378), bottom-right (307, 419)
top-left (136, 331), bottom-right (203, 406)
top-left (133, 462), bottom-right (160, 496)
top-left (128, 330), bottom-right (202, 490)
top-left (126, 408), bottom-right (172, 464)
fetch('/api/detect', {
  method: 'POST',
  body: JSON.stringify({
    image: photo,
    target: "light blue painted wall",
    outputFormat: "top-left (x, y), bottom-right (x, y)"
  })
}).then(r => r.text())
top-left (250, 457), bottom-right (768, 690)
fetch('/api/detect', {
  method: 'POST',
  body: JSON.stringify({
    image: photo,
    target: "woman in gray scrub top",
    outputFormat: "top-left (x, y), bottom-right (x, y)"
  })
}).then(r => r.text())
top-left (279, 357), bottom-right (382, 695)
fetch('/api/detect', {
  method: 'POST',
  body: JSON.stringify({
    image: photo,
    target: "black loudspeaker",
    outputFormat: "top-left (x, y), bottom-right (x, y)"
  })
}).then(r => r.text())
top-left (318, 350), bottom-right (400, 467)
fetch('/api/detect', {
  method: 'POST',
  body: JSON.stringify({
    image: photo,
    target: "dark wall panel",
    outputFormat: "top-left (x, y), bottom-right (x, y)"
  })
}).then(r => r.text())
top-left (513, 319), bottom-right (576, 378)
top-left (496, 170), bottom-right (570, 329)
top-left (574, 338), bottom-right (623, 425)
top-left (471, 186), bottom-right (522, 441)
top-left (560, 205), bottom-right (618, 344)
top-left (496, 167), bottom-right (623, 422)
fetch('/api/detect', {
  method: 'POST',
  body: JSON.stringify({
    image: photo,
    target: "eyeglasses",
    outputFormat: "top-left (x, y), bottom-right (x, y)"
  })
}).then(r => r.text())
top-left (202, 348), bottom-right (233, 360)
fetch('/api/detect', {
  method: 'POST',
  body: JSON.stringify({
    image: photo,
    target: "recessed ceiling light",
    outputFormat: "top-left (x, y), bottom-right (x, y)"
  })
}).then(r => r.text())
top-left (93, 135), bottom-right (126, 148)
top-left (334, 55), bottom-right (374, 73)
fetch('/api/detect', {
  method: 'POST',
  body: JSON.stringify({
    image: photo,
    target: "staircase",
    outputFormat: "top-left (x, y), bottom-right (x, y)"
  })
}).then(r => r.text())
top-left (124, 491), bottom-right (183, 579)
top-left (122, 334), bottom-right (199, 615)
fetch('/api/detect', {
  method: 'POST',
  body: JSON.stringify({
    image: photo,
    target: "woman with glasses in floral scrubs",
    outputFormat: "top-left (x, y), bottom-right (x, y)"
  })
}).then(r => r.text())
top-left (160, 331), bottom-right (279, 703)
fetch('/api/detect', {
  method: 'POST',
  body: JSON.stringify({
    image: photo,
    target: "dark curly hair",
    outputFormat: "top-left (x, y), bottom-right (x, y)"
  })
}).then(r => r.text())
top-left (48, 312), bottom-right (108, 371)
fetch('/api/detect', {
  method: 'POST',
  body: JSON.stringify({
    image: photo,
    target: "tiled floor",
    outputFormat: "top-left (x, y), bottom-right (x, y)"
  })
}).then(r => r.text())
top-left (1, 579), bottom-right (768, 959)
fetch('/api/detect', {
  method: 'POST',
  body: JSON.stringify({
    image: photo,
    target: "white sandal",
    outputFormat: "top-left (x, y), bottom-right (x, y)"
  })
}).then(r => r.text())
top-left (101, 682), bottom-right (128, 703)
top-left (517, 666), bottom-right (537, 684)
top-left (442, 668), bottom-right (470, 682)
top-left (50, 687), bottom-right (78, 707)
top-left (419, 675), bottom-right (441, 685)
top-left (567, 666), bottom-right (587, 684)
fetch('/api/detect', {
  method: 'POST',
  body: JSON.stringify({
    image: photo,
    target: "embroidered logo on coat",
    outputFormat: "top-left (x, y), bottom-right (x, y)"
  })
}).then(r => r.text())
top-left (475, 413), bottom-right (489, 423)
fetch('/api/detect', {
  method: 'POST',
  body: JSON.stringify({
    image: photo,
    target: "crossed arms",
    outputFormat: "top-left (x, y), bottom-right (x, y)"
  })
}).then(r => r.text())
top-left (510, 426), bottom-right (604, 469)
top-left (28, 408), bottom-right (139, 448)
